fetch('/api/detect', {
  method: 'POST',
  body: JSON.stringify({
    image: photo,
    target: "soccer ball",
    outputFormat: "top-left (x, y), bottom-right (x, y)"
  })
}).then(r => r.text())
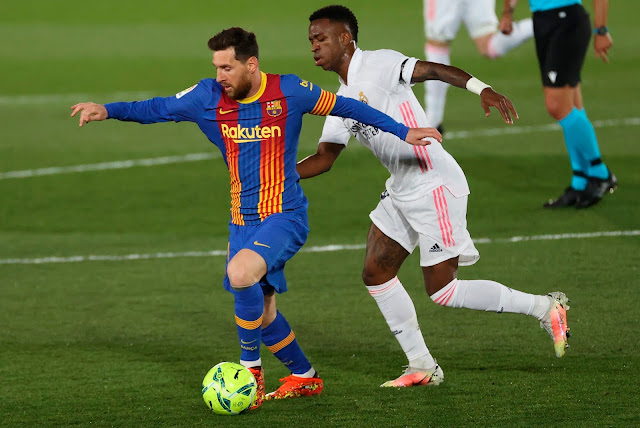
top-left (202, 362), bottom-right (257, 415)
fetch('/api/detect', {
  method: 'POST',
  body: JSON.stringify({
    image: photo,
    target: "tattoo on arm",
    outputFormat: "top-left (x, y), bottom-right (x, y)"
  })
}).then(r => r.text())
top-left (411, 61), bottom-right (439, 83)
top-left (411, 60), bottom-right (473, 88)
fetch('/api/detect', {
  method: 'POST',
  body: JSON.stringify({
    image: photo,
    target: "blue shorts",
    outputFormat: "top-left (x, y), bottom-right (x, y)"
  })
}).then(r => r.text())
top-left (223, 212), bottom-right (309, 294)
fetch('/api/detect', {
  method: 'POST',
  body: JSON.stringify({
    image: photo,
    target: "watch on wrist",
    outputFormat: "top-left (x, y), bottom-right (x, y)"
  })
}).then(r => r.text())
top-left (594, 26), bottom-right (609, 36)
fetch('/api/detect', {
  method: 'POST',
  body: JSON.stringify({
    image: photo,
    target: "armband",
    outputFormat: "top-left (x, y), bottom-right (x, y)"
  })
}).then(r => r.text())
top-left (466, 77), bottom-right (491, 96)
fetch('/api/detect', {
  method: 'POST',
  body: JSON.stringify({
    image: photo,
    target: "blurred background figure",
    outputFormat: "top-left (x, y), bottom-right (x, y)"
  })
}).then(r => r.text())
top-left (424, 0), bottom-right (533, 133)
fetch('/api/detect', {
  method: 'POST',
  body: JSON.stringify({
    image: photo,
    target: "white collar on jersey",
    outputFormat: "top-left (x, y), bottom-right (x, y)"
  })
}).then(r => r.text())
top-left (338, 47), bottom-right (363, 87)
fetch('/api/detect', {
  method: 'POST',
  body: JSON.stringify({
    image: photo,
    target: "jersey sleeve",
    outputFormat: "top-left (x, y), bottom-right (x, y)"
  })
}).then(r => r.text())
top-left (282, 74), bottom-right (409, 141)
top-left (105, 80), bottom-right (209, 124)
top-left (328, 94), bottom-right (409, 140)
top-left (372, 49), bottom-right (419, 89)
top-left (319, 115), bottom-right (351, 146)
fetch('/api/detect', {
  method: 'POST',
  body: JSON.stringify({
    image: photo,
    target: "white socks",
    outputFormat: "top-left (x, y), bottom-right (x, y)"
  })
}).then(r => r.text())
top-left (367, 277), bottom-right (437, 370)
top-left (487, 18), bottom-right (534, 58)
top-left (240, 358), bottom-right (261, 368)
top-left (424, 43), bottom-right (450, 127)
top-left (294, 367), bottom-right (317, 378)
top-left (431, 279), bottom-right (551, 320)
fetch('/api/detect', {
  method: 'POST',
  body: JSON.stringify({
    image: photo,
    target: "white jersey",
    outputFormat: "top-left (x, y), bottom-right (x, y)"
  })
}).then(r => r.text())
top-left (319, 48), bottom-right (469, 201)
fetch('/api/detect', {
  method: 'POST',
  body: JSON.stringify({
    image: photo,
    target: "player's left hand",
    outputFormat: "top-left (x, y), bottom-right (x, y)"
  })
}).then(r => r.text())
top-left (480, 88), bottom-right (518, 124)
top-left (70, 102), bottom-right (108, 127)
top-left (405, 127), bottom-right (442, 146)
top-left (594, 33), bottom-right (613, 63)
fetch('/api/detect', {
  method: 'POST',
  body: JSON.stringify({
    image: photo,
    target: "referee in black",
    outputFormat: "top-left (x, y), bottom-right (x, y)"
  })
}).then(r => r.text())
top-left (499, 0), bottom-right (615, 208)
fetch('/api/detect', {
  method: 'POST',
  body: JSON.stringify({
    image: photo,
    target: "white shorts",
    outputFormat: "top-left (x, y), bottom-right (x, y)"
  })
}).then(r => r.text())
top-left (424, 0), bottom-right (498, 41)
top-left (369, 186), bottom-right (480, 267)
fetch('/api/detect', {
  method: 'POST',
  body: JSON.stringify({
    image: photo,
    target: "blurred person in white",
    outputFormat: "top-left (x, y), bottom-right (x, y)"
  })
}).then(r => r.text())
top-left (424, 0), bottom-right (533, 133)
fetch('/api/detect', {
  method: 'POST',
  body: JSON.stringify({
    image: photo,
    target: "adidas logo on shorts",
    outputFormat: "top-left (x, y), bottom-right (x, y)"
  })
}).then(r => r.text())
top-left (429, 243), bottom-right (443, 253)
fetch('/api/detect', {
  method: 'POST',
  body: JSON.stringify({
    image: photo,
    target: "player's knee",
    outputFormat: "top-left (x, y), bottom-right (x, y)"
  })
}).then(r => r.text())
top-left (544, 97), bottom-right (571, 121)
top-left (472, 34), bottom-right (494, 58)
top-left (362, 267), bottom-right (398, 287)
top-left (423, 275), bottom-right (455, 297)
top-left (227, 263), bottom-right (258, 289)
top-left (545, 103), bottom-right (564, 120)
top-left (361, 268), bottom-right (376, 286)
top-left (476, 42), bottom-right (492, 58)
top-left (428, 278), bottom-right (459, 307)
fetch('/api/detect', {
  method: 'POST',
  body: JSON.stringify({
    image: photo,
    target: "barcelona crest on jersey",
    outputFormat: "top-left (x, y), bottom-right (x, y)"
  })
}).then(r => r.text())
top-left (266, 100), bottom-right (283, 117)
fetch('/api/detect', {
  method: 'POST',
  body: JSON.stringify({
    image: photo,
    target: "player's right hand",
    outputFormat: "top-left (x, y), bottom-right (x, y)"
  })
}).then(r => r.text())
top-left (70, 102), bottom-right (108, 127)
top-left (499, 14), bottom-right (514, 35)
top-left (405, 128), bottom-right (442, 146)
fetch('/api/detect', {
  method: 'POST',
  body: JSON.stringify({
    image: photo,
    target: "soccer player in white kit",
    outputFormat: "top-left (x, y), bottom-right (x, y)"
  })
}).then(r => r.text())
top-left (300, 5), bottom-right (571, 387)
top-left (424, 0), bottom-right (534, 132)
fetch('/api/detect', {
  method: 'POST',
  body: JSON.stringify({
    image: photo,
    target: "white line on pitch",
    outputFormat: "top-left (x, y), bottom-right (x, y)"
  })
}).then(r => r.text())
top-left (445, 117), bottom-right (640, 140)
top-left (0, 153), bottom-right (219, 179)
top-left (0, 91), bottom-right (154, 106)
top-left (1, 230), bottom-right (638, 265)
top-left (1, 117), bottom-right (638, 181)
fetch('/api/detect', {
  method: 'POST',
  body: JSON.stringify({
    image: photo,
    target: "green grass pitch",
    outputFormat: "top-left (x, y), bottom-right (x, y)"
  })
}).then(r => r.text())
top-left (1, 1), bottom-right (639, 426)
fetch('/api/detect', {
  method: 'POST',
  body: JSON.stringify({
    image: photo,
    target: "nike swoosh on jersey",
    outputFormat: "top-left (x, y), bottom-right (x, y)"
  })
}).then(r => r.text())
top-left (218, 108), bottom-right (234, 114)
top-left (254, 241), bottom-right (270, 248)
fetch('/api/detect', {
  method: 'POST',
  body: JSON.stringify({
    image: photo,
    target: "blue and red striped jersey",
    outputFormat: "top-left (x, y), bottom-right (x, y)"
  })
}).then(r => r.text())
top-left (105, 72), bottom-right (410, 225)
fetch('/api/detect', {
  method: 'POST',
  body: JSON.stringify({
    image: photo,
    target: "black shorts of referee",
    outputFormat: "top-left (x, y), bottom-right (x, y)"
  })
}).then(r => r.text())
top-left (533, 4), bottom-right (591, 88)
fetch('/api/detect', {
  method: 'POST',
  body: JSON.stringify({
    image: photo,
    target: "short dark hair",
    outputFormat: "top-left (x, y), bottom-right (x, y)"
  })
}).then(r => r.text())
top-left (309, 5), bottom-right (359, 43)
top-left (207, 27), bottom-right (259, 61)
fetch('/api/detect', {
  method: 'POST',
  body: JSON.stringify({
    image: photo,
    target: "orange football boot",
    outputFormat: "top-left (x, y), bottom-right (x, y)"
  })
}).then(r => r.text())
top-left (540, 292), bottom-right (571, 358)
top-left (248, 367), bottom-right (265, 410)
top-left (265, 373), bottom-right (323, 400)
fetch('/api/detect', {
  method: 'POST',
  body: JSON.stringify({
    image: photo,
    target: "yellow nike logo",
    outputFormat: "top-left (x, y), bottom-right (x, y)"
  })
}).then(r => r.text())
top-left (254, 241), bottom-right (270, 248)
top-left (240, 339), bottom-right (257, 344)
top-left (218, 108), bottom-right (234, 115)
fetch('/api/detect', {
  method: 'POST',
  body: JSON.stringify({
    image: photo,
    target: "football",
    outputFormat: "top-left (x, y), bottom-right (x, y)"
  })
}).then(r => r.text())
top-left (202, 362), bottom-right (257, 415)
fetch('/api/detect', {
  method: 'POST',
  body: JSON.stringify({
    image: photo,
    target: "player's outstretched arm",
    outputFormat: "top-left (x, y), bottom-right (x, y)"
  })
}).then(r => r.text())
top-left (297, 142), bottom-right (345, 179)
top-left (70, 102), bottom-right (108, 127)
top-left (327, 95), bottom-right (441, 146)
top-left (411, 62), bottom-right (518, 124)
top-left (298, 78), bottom-right (441, 145)
top-left (411, 61), bottom-right (473, 87)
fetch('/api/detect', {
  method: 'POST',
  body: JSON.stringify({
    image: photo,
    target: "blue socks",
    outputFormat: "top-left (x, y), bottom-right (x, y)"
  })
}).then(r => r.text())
top-left (233, 288), bottom-right (312, 375)
top-left (262, 311), bottom-right (312, 375)
top-left (233, 284), bottom-right (264, 363)
top-left (558, 108), bottom-right (609, 190)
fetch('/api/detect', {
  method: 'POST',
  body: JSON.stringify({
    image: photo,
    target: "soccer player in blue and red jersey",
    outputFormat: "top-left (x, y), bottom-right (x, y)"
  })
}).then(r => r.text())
top-left (71, 27), bottom-right (441, 409)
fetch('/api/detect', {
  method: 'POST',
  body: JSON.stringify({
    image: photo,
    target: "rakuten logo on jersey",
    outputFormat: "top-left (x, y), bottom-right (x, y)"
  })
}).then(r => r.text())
top-left (221, 124), bottom-right (282, 143)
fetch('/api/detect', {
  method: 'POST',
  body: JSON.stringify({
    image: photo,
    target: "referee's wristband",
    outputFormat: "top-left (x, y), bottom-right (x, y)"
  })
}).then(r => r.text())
top-left (466, 77), bottom-right (491, 96)
top-left (594, 26), bottom-right (609, 36)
